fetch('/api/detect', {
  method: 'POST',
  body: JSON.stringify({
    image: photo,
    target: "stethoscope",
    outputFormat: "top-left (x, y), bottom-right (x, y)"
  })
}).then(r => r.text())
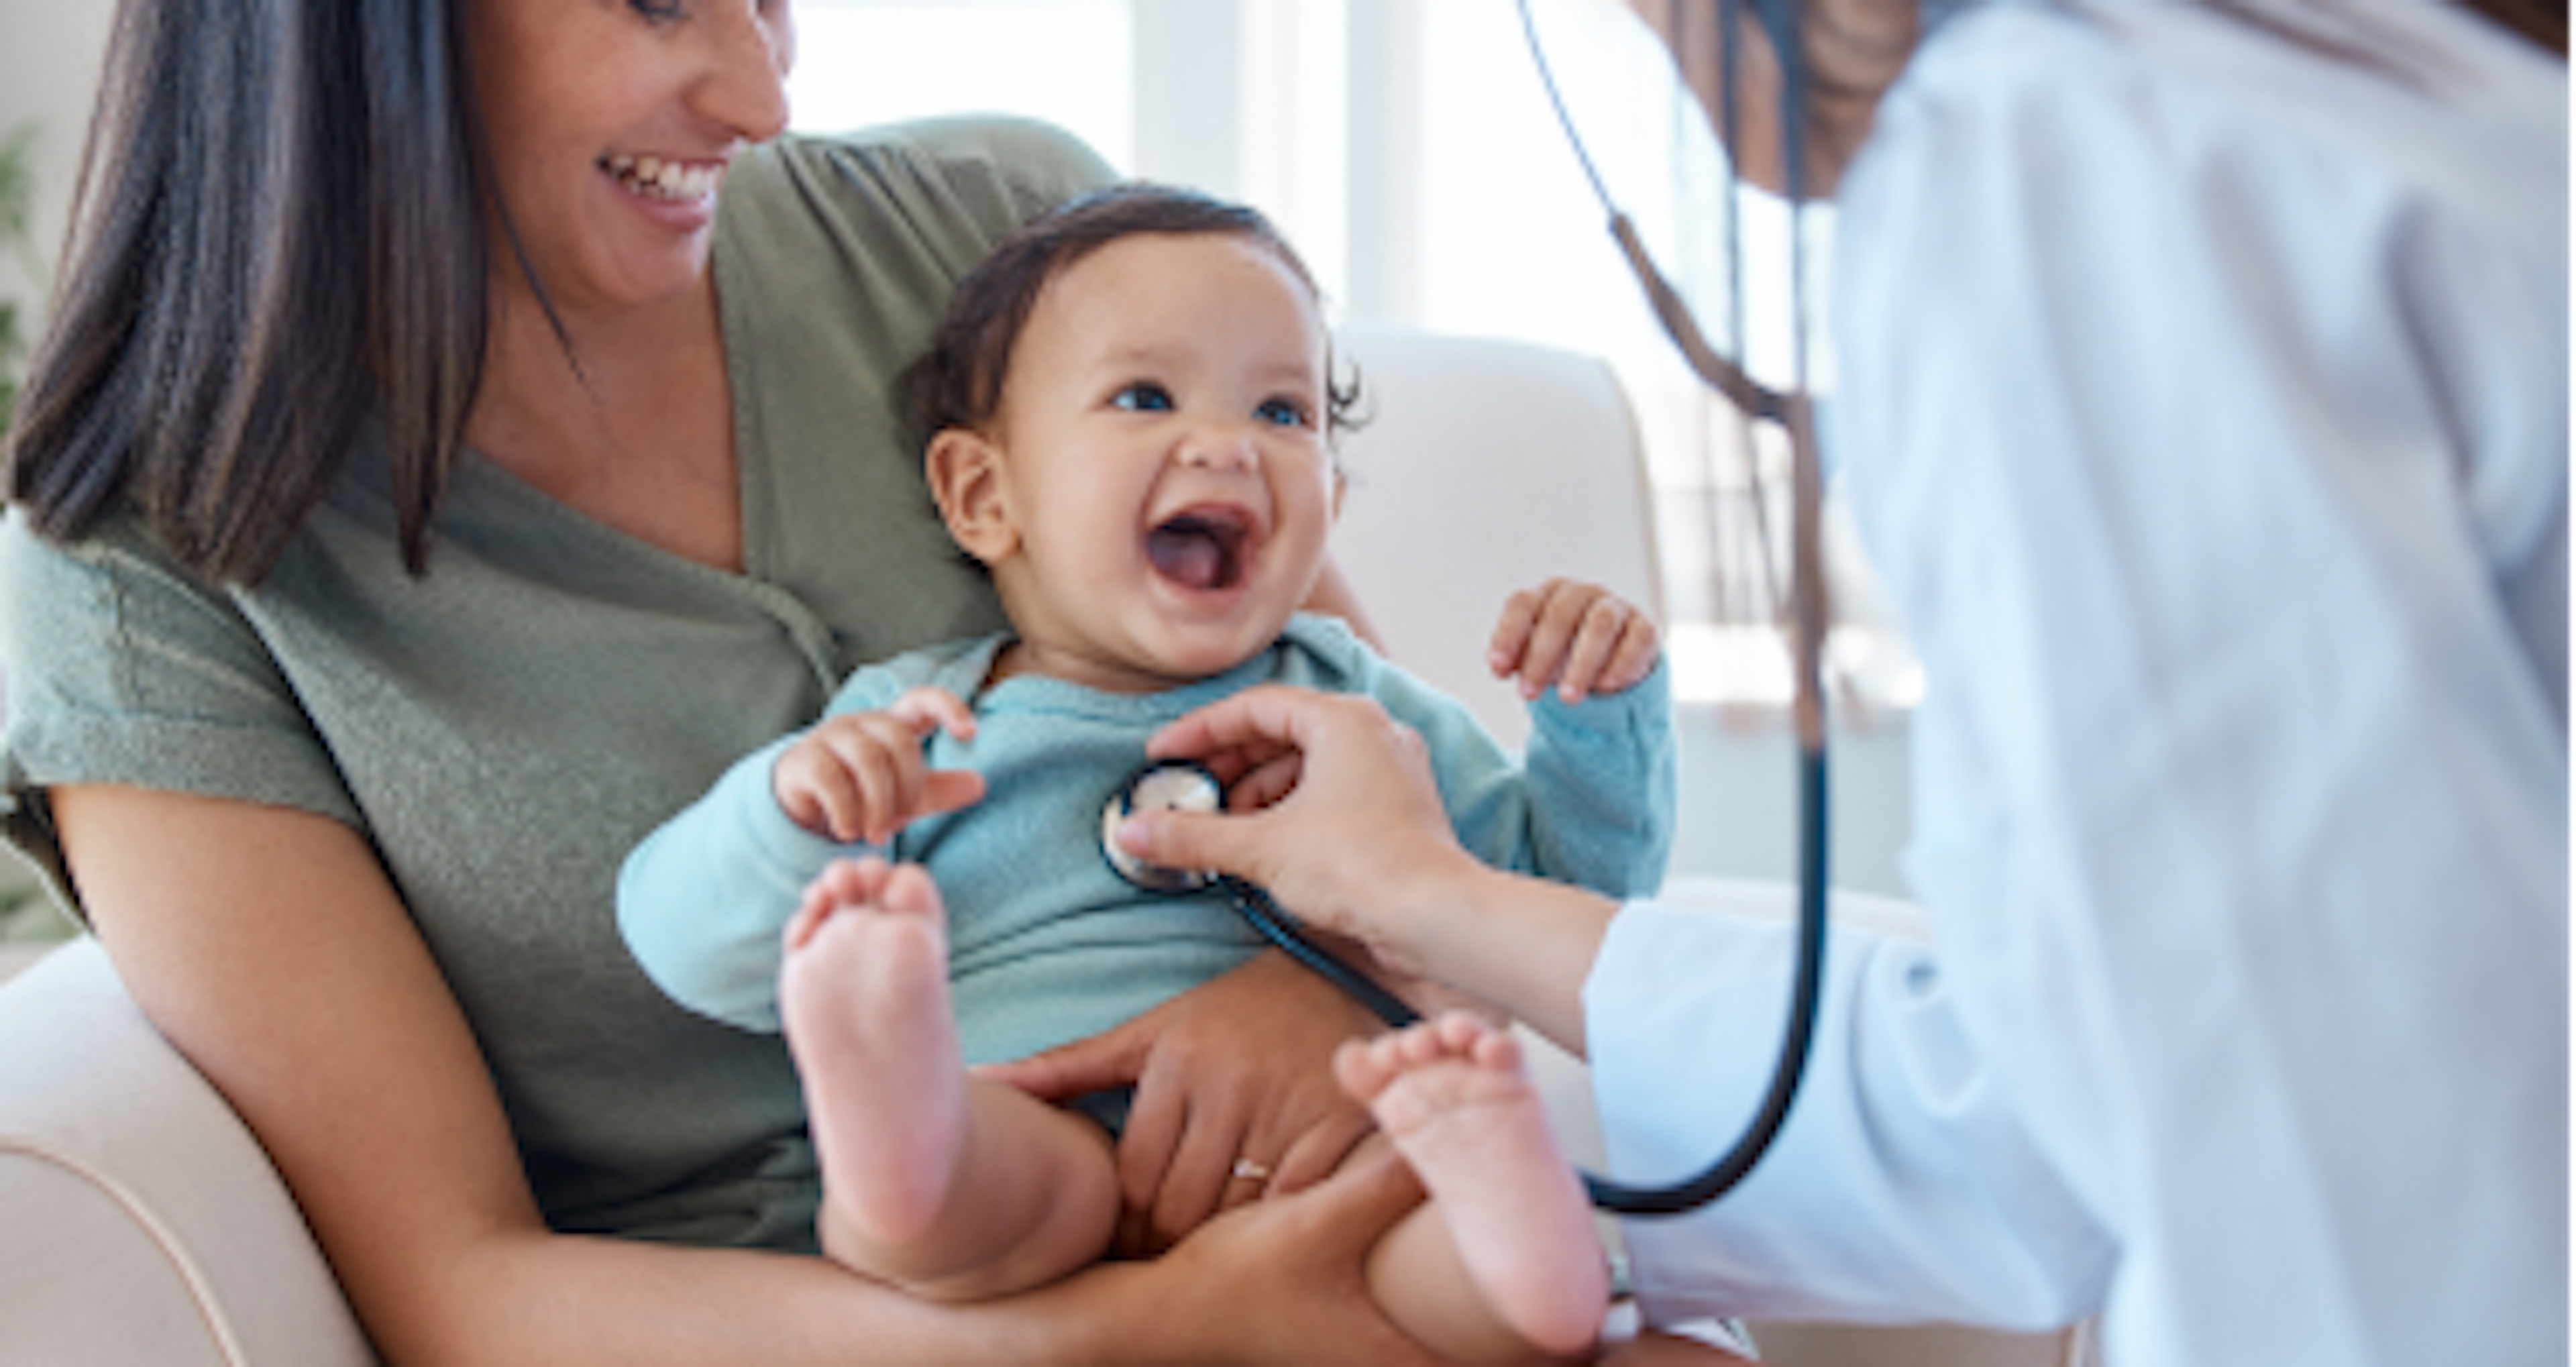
top-left (1097, 0), bottom-right (1837, 1219)
top-left (1103, 749), bottom-right (1825, 1217)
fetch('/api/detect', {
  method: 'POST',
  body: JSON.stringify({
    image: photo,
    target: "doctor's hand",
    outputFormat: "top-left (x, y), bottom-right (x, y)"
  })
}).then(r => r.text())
top-left (1491, 577), bottom-right (1661, 704)
top-left (976, 949), bottom-right (1383, 1256)
top-left (1120, 687), bottom-right (1491, 982)
top-left (1129, 687), bottom-right (1619, 1047)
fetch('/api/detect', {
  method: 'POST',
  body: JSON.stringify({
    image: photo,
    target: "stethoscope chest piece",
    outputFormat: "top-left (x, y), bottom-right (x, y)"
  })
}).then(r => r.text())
top-left (1101, 759), bottom-right (1226, 894)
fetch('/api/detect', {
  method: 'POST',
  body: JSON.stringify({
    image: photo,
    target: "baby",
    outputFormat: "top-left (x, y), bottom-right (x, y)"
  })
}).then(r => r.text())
top-left (621, 184), bottom-right (1674, 1363)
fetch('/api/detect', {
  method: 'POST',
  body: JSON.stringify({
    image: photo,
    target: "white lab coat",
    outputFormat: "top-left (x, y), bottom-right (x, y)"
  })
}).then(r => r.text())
top-left (1586, 3), bottom-right (2568, 1364)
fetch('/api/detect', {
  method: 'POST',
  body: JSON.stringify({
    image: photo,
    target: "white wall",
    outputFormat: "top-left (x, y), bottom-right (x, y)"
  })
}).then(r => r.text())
top-left (0, 3), bottom-right (111, 317)
top-left (1671, 711), bottom-right (1911, 899)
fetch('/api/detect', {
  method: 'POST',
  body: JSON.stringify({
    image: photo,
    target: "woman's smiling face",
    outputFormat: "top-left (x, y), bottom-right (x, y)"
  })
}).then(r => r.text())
top-left (464, 0), bottom-right (795, 319)
top-left (930, 231), bottom-right (1342, 695)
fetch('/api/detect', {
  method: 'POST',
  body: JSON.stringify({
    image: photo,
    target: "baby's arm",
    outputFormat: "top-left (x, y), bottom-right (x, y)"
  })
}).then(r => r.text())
top-left (1438, 580), bottom-right (1675, 897)
top-left (616, 688), bottom-right (983, 1030)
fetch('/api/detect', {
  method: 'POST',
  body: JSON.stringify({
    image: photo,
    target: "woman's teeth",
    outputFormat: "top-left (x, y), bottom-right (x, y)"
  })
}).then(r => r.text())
top-left (602, 154), bottom-right (721, 202)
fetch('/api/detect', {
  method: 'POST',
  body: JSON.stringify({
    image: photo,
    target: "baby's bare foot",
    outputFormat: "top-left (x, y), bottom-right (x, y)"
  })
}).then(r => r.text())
top-left (780, 857), bottom-right (963, 1248)
top-left (1338, 1011), bottom-right (1610, 1357)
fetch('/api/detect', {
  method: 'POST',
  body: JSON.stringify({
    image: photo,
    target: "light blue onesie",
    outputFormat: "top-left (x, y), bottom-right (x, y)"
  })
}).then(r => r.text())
top-left (619, 613), bottom-right (1672, 1068)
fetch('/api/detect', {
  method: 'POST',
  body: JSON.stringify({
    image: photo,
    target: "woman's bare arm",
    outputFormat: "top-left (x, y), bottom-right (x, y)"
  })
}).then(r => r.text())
top-left (53, 784), bottom-right (1442, 1365)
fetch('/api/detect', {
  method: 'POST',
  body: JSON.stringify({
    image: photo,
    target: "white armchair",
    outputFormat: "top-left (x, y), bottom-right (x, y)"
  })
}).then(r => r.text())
top-left (0, 325), bottom-right (2080, 1366)
top-left (0, 937), bottom-right (372, 1364)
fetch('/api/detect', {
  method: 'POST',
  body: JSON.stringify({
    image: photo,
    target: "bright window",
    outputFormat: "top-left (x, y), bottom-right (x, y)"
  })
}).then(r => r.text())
top-left (786, 1), bottom-right (1132, 157)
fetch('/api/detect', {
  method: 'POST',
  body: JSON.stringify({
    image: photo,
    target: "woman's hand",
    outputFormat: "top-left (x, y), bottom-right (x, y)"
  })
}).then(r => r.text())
top-left (1110, 1144), bottom-right (1446, 1365)
top-left (977, 950), bottom-right (1385, 1255)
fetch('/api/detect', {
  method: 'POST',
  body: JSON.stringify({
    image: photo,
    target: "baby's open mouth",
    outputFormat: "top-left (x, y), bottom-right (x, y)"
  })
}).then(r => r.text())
top-left (1146, 508), bottom-right (1252, 592)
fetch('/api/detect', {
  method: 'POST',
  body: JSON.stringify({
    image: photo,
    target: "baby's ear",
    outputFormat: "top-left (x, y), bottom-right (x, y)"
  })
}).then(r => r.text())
top-left (926, 428), bottom-right (1018, 565)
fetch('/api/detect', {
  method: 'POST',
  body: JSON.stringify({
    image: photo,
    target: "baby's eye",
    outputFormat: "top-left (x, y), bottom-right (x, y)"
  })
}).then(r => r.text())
top-left (629, 0), bottom-right (687, 22)
top-left (1113, 383), bottom-right (1175, 413)
top-left (1255, 397), bottom-right (1311, 429)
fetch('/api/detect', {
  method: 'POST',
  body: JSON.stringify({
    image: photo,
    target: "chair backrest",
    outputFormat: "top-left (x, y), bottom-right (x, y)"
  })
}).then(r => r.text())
top-left (1328, 323), bottom-right (1662, 749)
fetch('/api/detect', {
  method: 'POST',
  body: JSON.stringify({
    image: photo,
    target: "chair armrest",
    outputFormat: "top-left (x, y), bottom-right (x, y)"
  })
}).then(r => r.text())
top-left (0, 938), bottom-right (373, 1365)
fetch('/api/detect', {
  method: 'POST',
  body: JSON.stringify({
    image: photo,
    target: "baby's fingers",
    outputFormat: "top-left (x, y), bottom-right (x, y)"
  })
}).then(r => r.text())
top-left (773, 734), bottom-right (872, 840)
top-left (774, 757), bottom-right (854, 837)
top-left (1603, 612), bottom-right (1664, 693)
top-left (1550, 596), bottom-right (1627, 702)
top-left (809, 714), bottom-right (943, 842)
top-left (886, 686), bottom-right (979, 743)
top-left (1555, 597), bottom-right (1662, 701)
top-left (1485, 584), bottom-right (1548, 682)
top-left (1493, 579), bottom-right (1609, 700)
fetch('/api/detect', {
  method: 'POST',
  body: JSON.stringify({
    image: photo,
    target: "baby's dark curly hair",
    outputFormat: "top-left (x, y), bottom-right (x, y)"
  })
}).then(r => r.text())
top-left (899, 182), bottom-right (1363, 447)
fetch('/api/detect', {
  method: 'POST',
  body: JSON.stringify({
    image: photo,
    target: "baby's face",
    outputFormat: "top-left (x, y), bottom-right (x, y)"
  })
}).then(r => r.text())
top-left (960, 232), bottom-right (1338, 693)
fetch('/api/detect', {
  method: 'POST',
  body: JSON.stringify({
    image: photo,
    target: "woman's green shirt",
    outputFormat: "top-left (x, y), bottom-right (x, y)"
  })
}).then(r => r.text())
top-left (0, 118), bottom-right (1116, 1247)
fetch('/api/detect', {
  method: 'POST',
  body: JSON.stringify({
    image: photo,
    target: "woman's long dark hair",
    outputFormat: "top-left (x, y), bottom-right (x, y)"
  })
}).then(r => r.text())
top-left (4, 0), bottom-right (486, 584)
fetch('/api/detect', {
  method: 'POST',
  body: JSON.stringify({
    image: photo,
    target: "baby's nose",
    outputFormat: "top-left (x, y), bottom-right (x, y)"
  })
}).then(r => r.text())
top-left (1177, 424), bottom-right (1261, 470)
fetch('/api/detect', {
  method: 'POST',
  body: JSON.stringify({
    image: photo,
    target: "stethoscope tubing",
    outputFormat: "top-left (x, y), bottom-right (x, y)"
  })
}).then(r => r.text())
top-left (1578, 745), bottom-right (1828, 1215)
top-left (1218, 876), bottom-right (1425, 1032)
top-left (1106, 753), bottom-right (1830, 1217)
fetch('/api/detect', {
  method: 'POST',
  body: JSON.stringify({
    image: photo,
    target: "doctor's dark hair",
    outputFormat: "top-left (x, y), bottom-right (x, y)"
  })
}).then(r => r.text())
top-left (5, 0), bottom-right (492, 585)
top-left (2445, 0), bottom-right (2564, 56)
top-left (899, 183), bottom-right (1363, 445)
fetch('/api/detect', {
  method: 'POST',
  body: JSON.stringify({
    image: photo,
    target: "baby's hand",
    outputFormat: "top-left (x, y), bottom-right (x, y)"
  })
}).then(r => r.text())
top-left (773, 687), bottom-right (986, 844)
top-left (1488, 578), bottom-right (1661, 704)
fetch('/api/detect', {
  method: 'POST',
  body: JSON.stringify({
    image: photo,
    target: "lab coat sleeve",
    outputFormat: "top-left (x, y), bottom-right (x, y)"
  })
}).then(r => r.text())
top-left (1587, 891), bottom-right (2115, 1329)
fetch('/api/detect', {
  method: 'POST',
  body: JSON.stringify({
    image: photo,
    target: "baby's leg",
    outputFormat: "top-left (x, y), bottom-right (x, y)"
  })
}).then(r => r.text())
top-left (782, 857), bottom-right (1118, 1301)
top-left (1339, 1011), bottom-right (1609, 1362)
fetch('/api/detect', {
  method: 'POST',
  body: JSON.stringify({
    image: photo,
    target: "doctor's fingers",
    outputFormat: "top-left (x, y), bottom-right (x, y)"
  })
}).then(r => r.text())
top-left (1151, 690), bottom-right (1440, 827)
top-left (1134, 690), bottom-right (1454, 901)
top-left (1224, 749), bottom-right (1307, 813)
top-left (1148, 685), bottom-right (1415, 776)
